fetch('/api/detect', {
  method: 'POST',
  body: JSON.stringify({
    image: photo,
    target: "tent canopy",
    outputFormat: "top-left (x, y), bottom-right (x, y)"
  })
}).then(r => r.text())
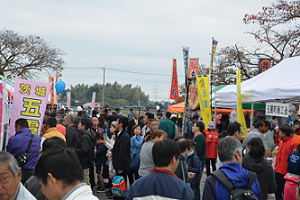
top-left (168, 102), bottom-right (185, 113)
top-left (215, 56), bottom-right (300, 104)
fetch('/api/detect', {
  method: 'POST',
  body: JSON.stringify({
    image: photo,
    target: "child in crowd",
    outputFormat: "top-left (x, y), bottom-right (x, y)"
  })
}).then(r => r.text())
top-left (95, 134), bottom-right (108, 193)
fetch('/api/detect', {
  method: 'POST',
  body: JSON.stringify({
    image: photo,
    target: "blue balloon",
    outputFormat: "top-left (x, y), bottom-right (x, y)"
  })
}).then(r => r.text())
top-left (55, 80), bottom-right (66, 94)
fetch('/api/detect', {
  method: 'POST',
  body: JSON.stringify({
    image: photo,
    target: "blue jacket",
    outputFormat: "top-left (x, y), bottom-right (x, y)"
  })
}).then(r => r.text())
top-left (6, 128), bottom-right (41, 170)
top-left (125, 168), bottom-right (195, 200)
top-left (186, 150), bottom-right (202, 188)
top-left (130, 135), bottom-right (143, 157)
top-left (95, 143), bottom-right (108, 165)
top-left (202, 162), bottom-right (261, 200)
top-left (287, 150), bottom-right (300, 175)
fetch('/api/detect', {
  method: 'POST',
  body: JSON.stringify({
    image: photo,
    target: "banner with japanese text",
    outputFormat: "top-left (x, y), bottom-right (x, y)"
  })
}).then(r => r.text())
top-left (237, 69), bottom-right (248, 134)
top-left (67, 92), bottom-right (71, 109)
top-left (49, 76), bottom-right (54, 107)
top-left (258, 58), bottom-right (272, 74)
top-left (188, 58), bottom-right (198, 79)
top-left (91, 92), bottom-right (96, 116)
top-left (170, 59), bottom-right (179, 100)
top-left (266, 102), bottom-right (289, 117)
top-left (8, 79), bottom-right (50, 138)
top-left (196, 77), bottom-right (211, 129)
top-left (182, 47), bottom-right (189, 88)
top-left (209, 39), bottom-right (218, 89)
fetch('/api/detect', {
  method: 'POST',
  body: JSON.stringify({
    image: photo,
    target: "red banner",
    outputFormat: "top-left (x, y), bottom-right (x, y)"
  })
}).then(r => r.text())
top-left (49, 76), bottom-right (54, 108)
top-left (170, 59), bottom-right (179, 100)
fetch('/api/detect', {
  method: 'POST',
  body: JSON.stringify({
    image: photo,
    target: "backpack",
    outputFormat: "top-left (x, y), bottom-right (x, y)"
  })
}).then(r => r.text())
top-left (111, 176), bottom-right (127, 197)
top-left (211, 170), bottom-right (258, 200)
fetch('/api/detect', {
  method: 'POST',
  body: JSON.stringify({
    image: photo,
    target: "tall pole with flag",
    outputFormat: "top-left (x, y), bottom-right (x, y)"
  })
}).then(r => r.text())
top-left (182, 47), bottom-right (189, 132)
top-left (170, 59), bottom-right (179, 101)
top-left (209, 38), bottom-right (218, 118)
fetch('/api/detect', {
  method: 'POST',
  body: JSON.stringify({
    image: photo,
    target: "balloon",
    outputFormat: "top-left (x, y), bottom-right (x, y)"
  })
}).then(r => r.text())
top-left (55, 80), bottom-right (66, 94)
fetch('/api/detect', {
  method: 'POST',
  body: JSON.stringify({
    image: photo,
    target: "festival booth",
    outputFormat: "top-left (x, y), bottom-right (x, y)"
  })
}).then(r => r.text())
top-left (215, 56), bottom-right (300, 125)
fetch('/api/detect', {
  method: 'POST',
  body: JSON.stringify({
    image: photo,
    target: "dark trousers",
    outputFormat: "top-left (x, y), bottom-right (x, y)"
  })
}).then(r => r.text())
top-left (114, 171), bottom-right (128, 200)
top-left (22, 169), bottom-right (34, 184)
top-left (178, 118), bottom-right (183, 128)
top-left (128, 169), bottom-right (139, 186)
top-left (206, 158), bottom-right (216, 176)
top-left (275, 172), bottom-right (285, 200)
top-left (89, 163), bottom-right (95, 188)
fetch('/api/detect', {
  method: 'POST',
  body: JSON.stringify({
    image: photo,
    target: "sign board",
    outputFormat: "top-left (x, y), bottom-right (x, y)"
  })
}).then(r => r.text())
top-left (266, 102), bottom-right (289, 117)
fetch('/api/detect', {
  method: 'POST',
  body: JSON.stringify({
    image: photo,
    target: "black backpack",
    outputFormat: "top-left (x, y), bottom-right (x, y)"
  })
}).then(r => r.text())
top-left (211, 170), bottom-right (259, 200)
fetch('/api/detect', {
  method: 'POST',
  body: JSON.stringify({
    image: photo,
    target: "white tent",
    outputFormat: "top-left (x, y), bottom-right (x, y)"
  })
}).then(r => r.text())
top-left (215, 56), bottom-right (300, 104)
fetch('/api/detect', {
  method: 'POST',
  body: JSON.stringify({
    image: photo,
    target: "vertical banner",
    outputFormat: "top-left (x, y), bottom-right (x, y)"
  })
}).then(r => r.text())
top-left (258, 58), bottom-right (272, 74)
top-left (8, 79), bottom-right (50, 138)
top-left (237, 69), bottom-right (247, 134)
top-left (49, 76), bottom-right (55, 108)
top-left (170, 59), bottom-right (179, 100)
top-left (188, 58), bottom-right (199, 79)
top-left (91, 92), bottom-right (96, 116)
top-left (209, 39), bottom-right (218, 89)
top-left (0, 83), bottom-right (2, 147)
top-left (182, 47), bottom-right (189, 88)
top-left (196, 77), bottom-right (211, 129)
top-left (67, 92), bottom-right (71, 109)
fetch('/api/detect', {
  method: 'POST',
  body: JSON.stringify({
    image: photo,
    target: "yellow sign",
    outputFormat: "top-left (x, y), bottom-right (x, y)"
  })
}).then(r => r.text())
top-left (237, 69), bottom-right (248, 134)
top-left (196, 77), bottom-right (211, 129)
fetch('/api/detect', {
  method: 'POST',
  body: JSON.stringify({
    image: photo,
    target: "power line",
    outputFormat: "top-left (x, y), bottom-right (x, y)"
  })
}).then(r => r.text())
top-left (65, 67), bottom-right (185, 77)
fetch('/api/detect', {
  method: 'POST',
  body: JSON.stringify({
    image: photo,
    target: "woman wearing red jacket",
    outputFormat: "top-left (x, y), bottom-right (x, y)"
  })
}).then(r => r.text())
top-left (205, 121), bottom-right (219, 176)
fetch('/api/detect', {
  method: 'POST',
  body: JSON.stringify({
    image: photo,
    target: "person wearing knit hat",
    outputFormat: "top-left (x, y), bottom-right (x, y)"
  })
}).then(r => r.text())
top-left (205, 121), bottom-right (219, 176)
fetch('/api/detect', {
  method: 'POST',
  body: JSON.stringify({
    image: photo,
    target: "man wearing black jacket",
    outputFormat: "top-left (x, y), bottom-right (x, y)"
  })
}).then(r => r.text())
top-left (127, 112), bottom-right (142, 136)
top-left (112, 116), bottom-right (131, 200)
top-left (75, 118), bottom-right (96, 187)
top-left (63, 115), bottom-right (80, 149)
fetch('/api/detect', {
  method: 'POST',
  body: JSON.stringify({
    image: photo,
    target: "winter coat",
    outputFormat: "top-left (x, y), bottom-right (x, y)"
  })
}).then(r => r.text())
top-left (64, 183), bottom-right (98, 200)
top-left (6, 128), bottom-right (41, 170)
top-left (75, 130), bottom-right (96, 169)
top-left (174, 154), bottom-right (189, 183)
top-left (112, 129), bottom-right (131, 173)
top-left (95, 143), bottom-right (108, 165)
top-left (130, 135), bottom-right (143, 157)
top-left (43, 127), bottom-right (66, 142)
top-left (158, 118), bottom-right (175, 139)
top-left (202, 162), bottom-right (261, 200)
top-left (262, 129), bottom-right (275, 151)
top-left (65, 124), bottom-right (80, 149)
top-left (138, 141), bottom-right (155, 177)
top-left (275, 137), bottom-right (297, 175)
top-left (194, 133), bottom-right (206, 166)
top-left (242, 155), bottom-right (276, 200)
top-left (206, 130), bottom-right (219, 159)
top-left (186, 150), bottom-right (202, 188)
top-left (16, 182), bottom-right (37, 200)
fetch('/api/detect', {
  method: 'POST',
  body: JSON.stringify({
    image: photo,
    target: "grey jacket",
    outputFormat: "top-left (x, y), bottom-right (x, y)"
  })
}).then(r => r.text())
top-left (138, 141), bottom-right (155, 177)
top-left (242, 128), bottom-right (263, 150)
top-left (263, 129), bottom-right (275, 151)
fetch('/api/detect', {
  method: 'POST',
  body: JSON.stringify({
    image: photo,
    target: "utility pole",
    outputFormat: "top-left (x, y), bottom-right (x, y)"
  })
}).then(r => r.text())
top-left (102, 68), bottom-right (105, 108)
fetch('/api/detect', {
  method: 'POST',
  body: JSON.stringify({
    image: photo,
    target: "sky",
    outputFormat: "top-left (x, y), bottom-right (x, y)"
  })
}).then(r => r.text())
top-left (0, 0), bottom-right (273, 102)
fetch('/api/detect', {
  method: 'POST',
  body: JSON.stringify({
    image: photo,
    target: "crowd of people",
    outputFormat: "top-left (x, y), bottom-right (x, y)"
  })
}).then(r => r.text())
top-left (3, 105), bottom-right (300, 200)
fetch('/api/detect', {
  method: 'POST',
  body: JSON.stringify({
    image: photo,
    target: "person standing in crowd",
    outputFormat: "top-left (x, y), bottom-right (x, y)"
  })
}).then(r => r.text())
top-left (0, 152), bottom-right (37, 200)
top-left (270, 116), bottom-right (278, 131)
top-left (284, 144), bottom-right (300, 200)
top-left (55, 115), bottom-right (66, 136)
top-left (203, 137), bottom-right (261, 199)
top-left (174, 137), bottom-right (190, 183)
top-left (115, 108), bottom-right (123, 116)
top-left (186, 140), bottom-right (202, 200)
top-left (63, 115), bottom-right (80, 149)
top-left (34, 148), bottom-right (98, 200)
top-left (294, 120), bottom-right (300, 135)
top-left (112, 116), bottom-right (131, 200)
top-left (95, 134), bottom-right (108, 193)
top-left (158, 112), bottom-right (175, 139)
top-left (193, 121), bottom-right (206, 169)
top-left (242, 137), bottom-right (276, 200)
top-left (291, 127), bottom-right (300, 145)
top-left (127, 108), bottom-right (134, 120)
top-left (142, 112), bottom-right (154, 136)
top-left (91, 116), bottom-right (103, 136)
top-left (275, 124), bottom-right (297, 200)
top-left (126, 139), bottom-right (195, 200)
top-left (127, 111), bottom-right (142, 135)
top-left (187, 114), bottom-right (199, 139)
top-left (145, 119), bottom-right (158, 137)
top-left (206, 121), bottom-right (219, 176)
top-left (216, 116), bottom-right (229, 133)
top-left (155, 112), bottom-right (163, 126)
top-left (216, 121), bottom-right (242, 169)
top-left (242, 122), bottom-right (263, 151)
top-left (138, 130), bottom-right (166, 177)
top-left (75, 118), bottom-right (96, 187)
top-left (6, 118), bottom-right (41, 184)
top-left (262, 121), bottom-right (275, 151)
top-left (171, 116), bottom-right (180, 138)
top-left (128, 125), bottom-right (144, 186)
top-left (42, 117), bottom-right (66, 142)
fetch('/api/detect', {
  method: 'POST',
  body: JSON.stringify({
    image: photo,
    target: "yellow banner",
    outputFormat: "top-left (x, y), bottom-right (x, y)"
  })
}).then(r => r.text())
top-left (196, 77), bottom-right (211, 129)
top-left (237, 69), bottom-right (247, 134)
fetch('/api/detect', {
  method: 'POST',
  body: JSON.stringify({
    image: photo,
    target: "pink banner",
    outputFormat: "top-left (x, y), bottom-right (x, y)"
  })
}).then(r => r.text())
top-left (8, 79), bottom-right (50, 138)
top-left (0, 83), bottom-right (2, 145)
top-left (91, 92), bottom-right (96, 116)
top-left (67, 92), bottom-right (71, 109)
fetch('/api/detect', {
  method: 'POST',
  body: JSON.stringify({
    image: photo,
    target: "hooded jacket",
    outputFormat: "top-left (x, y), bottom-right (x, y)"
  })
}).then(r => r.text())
top-left (6, 128), bottom-right (41, 170)
top-left (75, 130), bottom-right (96, 169)
top-left (65, 124), bottom-right (80, 149)
top-left (202, 162), bottom-right (261, 200)
top-left (242, 155), bottom-right (276, 200)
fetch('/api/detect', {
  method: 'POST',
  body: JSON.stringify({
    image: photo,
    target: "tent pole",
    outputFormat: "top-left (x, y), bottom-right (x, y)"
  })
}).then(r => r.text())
top-left (250, 103), bottom-right (254, 128)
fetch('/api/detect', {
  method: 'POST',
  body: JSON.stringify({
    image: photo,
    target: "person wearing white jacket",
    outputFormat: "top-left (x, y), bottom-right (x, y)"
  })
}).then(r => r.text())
top-left (34, 148), bottom-right (98, 200)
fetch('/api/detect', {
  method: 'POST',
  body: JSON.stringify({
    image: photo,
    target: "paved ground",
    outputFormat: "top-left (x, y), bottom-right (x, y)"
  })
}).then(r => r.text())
top-left (93, 173), bottom-right (276, 199)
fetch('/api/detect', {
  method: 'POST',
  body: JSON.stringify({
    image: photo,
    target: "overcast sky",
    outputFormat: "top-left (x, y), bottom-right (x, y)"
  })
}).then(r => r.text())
top-left (0, 0), bottom-right (272, 102)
